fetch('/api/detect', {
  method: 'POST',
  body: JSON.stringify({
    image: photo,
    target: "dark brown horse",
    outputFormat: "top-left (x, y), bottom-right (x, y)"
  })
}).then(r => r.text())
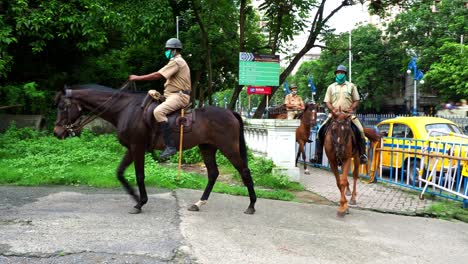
top-left (324, 108), bottom-right (380, 217)
top-left (53, 84), bottom-right (256, 214)
top-left (295, 103), bottom-right (317, 174)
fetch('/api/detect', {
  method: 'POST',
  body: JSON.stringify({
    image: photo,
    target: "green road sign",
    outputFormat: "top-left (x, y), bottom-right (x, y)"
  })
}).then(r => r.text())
top-left (239, 53), bottom-right (280, 86)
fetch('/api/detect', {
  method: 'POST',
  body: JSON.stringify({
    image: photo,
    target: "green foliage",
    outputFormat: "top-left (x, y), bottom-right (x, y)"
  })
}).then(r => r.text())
top-left (168, 147), bottom-right (203, 164)
top-left (424, 43), bottom-right (468, 101)
top-left (0, 82), bottom-right (47, 114)
top-left (305, 25), bottom-right (403, 112)
top-left (387, 0), bottom-right (467, 100)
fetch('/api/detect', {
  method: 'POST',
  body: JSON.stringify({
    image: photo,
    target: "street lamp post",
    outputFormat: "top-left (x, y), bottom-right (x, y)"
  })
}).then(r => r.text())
top-left (406, 57), bottom-right (424, 116)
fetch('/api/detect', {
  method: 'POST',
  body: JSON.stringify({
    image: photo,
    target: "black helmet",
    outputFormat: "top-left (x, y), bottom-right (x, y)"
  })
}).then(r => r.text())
top-left (165, 38), bottom-right (183, 50)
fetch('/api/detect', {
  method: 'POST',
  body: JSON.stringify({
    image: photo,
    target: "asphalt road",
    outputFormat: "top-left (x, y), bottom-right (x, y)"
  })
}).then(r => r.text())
top-left (1, 186), bottom-right (468, 264)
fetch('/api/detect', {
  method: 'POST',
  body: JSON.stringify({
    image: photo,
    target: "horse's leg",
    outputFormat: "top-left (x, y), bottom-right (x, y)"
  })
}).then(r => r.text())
top-left (128, 144), bottom-right (148, 214)
top-left (219, 146), bottom-right (256, 214)
top-left (188, 144), bottom-right (218, 212)
top-left (301, 142), bottom-right (310, 175)
top-left (337, 159), bottom-right (351, 217)
top-left (116, 150), bottom-right (141, 213)
top-left (349, 155), bottom-right (360, 205)
top-left (295, 144), bottom-right (301, 167)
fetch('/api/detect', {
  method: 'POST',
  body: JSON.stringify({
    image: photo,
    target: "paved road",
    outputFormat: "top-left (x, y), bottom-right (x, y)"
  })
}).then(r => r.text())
top-left (1, 186), bottom-right (467, 264)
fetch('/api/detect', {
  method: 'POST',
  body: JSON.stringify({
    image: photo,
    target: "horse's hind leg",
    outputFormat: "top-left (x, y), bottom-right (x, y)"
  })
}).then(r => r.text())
top-left (117, 150), bottom-right (141, 214)
top-left (219, 147), bottom-right (256, 214)
top-left (188, 144), bottom-right (219, 212)
top-left (300, 142), bottom-right (310, 175)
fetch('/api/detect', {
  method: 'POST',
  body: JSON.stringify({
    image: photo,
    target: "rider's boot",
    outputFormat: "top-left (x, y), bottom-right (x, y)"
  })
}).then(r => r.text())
top-left (359, 139), bottom-right (368, 164)
top-left (159, 121), bottom-right (177, 160)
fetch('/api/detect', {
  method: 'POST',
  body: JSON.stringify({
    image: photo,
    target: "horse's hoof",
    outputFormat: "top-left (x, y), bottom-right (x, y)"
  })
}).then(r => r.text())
top-left (129, 207), bottom-right (142, 214)
top-left (336, 211), bottom-right (346, 218)
top-left (349, 199), bottom-right (356, 205)
top-left (244, 207), bottom-right (255, 215)
top-left (345, 190), bottom-right (351, 196)
top-left (188, 204), bottom-right (200, 211)
top-left (304, 170), bottom-right (310, 175)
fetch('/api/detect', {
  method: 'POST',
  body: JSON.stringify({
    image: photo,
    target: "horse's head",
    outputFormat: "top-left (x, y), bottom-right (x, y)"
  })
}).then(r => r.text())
top-left (53, 88), bottom-right (83, 139)
top-left (328, 107), bottom-right (353, 163)
top-left (301, 103), bottom-right (318, 125)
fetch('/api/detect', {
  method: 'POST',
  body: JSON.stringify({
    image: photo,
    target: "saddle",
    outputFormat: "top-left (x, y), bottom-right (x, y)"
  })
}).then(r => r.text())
top-left (141, 95), bottom-right (196, 133)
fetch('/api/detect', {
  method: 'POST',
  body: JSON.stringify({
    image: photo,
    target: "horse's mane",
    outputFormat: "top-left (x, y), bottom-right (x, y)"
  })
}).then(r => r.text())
top-left (69, 84), bottom-right (146, 94)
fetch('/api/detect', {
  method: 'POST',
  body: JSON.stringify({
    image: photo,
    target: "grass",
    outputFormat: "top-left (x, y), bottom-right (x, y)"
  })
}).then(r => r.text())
top-left (0, 126), bottom-right (299, 201)
top-left (426, 200), bottom-right (468, 222)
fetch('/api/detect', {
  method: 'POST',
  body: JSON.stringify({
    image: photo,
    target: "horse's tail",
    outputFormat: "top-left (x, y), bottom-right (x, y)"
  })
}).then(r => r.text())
top-left (364, 127), bottom-right (381, 143)
top-left (233, 111), bottom-right (248, 164)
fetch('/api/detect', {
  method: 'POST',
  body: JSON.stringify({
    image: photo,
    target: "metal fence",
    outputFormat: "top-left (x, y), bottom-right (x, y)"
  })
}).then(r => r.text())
top-left (356, 113), bottom-right (468, 134)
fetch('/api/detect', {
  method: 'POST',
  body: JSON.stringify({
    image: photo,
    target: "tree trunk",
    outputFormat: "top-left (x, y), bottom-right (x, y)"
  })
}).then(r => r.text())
top-left (192, 0), bottom-right (213, 107)
top-left (228, 0), bottom-right (247, 111)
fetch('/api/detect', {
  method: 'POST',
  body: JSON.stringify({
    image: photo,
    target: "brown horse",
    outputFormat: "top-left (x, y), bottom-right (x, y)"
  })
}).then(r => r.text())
top-left (324, 108), bottom-right (380, 217)
top-left (295, 103), bottom-right (317, 174)
top-left (53, 84), bottom-right (256, 214)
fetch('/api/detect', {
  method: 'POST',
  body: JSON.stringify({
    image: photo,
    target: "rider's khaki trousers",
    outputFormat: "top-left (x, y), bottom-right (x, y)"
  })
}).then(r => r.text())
top-left (153, 93), bottom-right (190, 122)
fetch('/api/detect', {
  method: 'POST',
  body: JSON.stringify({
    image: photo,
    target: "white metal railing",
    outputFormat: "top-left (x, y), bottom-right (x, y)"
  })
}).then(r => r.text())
top-left (419, 131), bottom-right (468, 201)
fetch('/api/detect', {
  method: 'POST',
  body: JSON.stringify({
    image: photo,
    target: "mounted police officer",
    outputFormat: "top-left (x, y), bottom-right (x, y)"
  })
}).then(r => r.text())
top-left (284, 83), bottom-right (305, 119)
top-left (129, 38), bottom-right (191, 160)
top-left (312, 65), bottom-right (368, 164)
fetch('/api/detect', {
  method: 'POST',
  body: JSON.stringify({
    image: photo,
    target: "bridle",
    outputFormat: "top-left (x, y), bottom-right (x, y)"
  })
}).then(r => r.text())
top-left (56, 81), bottom-right (135, 136)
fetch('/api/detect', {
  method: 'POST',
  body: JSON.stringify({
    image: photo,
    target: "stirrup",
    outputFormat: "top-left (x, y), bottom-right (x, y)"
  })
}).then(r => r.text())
top-left (159, 147), bottom-right (177, 160)
top-left (359, 154), bottom-right (368, 164)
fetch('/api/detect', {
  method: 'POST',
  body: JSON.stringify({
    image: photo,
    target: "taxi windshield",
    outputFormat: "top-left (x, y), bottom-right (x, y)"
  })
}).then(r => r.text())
top-left (426, 123), bottom-right (462, 136)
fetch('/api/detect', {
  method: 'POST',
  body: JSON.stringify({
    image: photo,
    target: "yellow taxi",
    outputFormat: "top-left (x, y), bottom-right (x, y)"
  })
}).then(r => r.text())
top-left (375, 116), bottom-right (468, 183)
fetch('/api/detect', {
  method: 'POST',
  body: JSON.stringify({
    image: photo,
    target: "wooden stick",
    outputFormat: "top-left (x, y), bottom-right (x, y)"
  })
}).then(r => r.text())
top-left (177, 108), bottom-right (185, 180)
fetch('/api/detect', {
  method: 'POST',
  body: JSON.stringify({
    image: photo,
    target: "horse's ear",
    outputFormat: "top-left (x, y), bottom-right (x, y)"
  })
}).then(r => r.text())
top-left (62, 85), bottom-right (72, 98)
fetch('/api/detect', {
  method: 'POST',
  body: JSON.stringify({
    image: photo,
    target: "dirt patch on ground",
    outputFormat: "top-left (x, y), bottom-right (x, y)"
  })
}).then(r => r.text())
top-left (292, 191), bottom-right (335, 206)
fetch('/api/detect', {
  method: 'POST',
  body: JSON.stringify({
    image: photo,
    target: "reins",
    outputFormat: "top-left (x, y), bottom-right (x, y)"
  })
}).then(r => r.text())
top-left (64, 81), bottom-right (135, 134)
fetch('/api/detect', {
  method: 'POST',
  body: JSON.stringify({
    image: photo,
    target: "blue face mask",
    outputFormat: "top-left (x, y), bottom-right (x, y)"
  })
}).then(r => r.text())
top-left (165, 50), bottom-right (173, 59)
top-left (335, 73), bottom-right (346, 84)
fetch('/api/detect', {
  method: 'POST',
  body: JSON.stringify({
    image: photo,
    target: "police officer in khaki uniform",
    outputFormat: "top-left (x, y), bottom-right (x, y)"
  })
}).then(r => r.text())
top-left (312, 65), bottom-right (368, 164)
top-left (129, 38), bottom-right (191, 159)
top-left (284, 84), bottom-right (304, 119)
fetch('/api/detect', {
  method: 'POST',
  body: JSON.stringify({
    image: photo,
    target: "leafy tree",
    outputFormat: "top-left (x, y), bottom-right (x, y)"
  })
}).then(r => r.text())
top-left (424, 42), bottom-right (468, 101)
top-left (386, 0), bottom-right (467, 99)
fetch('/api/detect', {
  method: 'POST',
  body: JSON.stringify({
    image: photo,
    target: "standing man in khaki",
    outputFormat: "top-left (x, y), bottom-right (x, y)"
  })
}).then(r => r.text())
top-left (129, 38), bottom-right (191, 160)
top-left (284, 84), bottom-right (304, 119)
top-left (312, 65), bottom-right (367, 164)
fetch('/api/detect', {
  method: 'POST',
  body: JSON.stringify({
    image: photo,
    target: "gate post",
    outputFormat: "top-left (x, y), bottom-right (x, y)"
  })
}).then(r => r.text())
top-left (244, 119), bottom-right (300, 182)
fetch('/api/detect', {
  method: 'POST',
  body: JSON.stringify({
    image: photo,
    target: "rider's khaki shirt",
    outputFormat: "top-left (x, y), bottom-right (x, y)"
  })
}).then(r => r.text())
top-left (284, 94), bottom-right (304, 110)
top-left (158, 54), bottom-right (191, 97)
top-left (323, 81), bottom-right (359, 112)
